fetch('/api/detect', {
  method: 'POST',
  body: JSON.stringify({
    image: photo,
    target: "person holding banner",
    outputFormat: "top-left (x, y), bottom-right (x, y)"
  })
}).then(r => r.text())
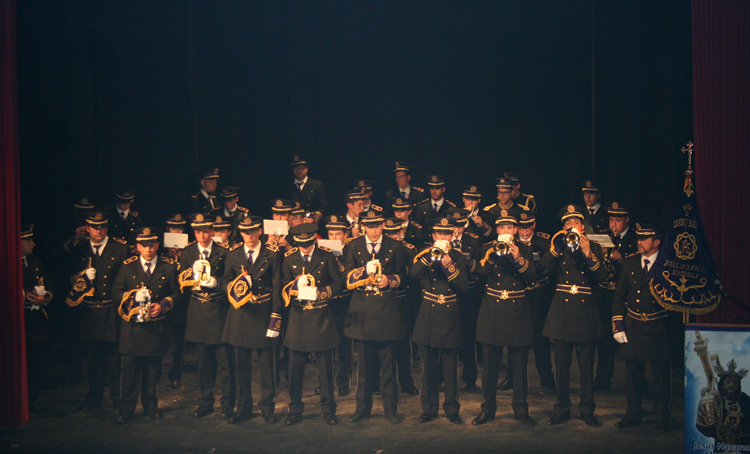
top-left (221, 216), bottom-right (283, 424)
top-left (612, 223), bottom-right (681, 432)
top-left (66, 212), bottom-right (129, 413)
top-left (281, 223), bottom-right (343, 425)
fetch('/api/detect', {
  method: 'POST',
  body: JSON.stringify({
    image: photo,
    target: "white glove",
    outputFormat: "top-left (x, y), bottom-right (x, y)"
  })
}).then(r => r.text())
top-left (192, 261), bottom-right (205, 275)
top-left (297, 276), bottom-right (309, 289)
top-left (202, 276), bottom-right (218, 289)
top-left (266, 329), bottom-right (280, 338)
top-left (614, 332), bottom-right (628, 344)
top-left (30, 305), bottom-right (40, 311)
top-left (366, 259), bottom-right (381, 275)
top-left (34, 285), bottom-right (47, 297)
top-left (135, 288), bottom-right (150, 303)
top-left (434, 240), bottom-right (451, 252)
top-left (85, 268), bottom-right (96, 280)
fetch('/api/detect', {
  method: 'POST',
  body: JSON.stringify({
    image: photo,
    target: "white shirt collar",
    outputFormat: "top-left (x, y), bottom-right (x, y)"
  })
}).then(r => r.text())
top-left (198, 241), bottom-right (214, 257)
top-left (117, 207), bottom-right (130, 218)
top-left (398, 186), bottom-right (411, 196)
top-left (366, 235), bottom-right (383, 246)
top-left (244, 243), bottom-right (260, 261)
top-left (300, 245), bottom-right (316, 258)
top-left (619, 226), bottom-right (630, 238)
top-left (90, 236), bottom-right (109, 253)
top-left (346, 214), bottom-right (358, 225)
top-left (641, 250), bottom-right (658, 271)
top-left (432, 198), bottom-right (444, 209)
top-left (140, 255), bottom-right (157, 271)
top-left (587, 202), bottom-right (601, 213)
top-left (295, 176), bottom-right (309, 185)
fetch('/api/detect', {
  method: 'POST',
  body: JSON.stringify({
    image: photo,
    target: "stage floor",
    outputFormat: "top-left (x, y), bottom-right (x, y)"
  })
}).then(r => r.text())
top-left (1, 346), bottom-right (684, 454)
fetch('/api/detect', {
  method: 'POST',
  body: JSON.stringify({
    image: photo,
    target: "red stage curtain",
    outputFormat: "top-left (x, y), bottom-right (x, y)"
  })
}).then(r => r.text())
top-left (693, 1), bottom-right (750, 324)
top-left (0, 0), bottom-right (26, 427)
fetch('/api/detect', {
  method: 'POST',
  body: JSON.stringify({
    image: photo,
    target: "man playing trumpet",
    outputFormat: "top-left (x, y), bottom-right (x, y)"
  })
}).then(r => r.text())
top-left (178, 213), bottom-right (235, 421)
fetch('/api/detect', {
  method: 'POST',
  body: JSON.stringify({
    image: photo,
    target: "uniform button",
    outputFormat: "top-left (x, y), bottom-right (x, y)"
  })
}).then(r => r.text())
top-left (637, 290), bottom-right (640, 293)
top-left (565, 299), bottom-right (569, 302)
top-left (636, 299), bottom-right (640, 302)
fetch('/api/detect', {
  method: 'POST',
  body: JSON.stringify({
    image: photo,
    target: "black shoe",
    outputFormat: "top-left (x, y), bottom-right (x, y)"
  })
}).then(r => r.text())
top-left (401, 385), bottom-right (420, 396)
top-left (220, 409), bottom-right (232, 420)
top-left (115, 413), bottom-right (133, 424)
top-left (350, 409), bottom-right (371, 423)
top-left (448, 414), bottom-right (463, 424)
top-left (286, 413), bottom-right (302, 425)
top-left (385, 412), bottom-right (402, 424)
top-left (515, 414), bottom-right (536, 426)
top-left (547, 412), bottom-right (571, 425)
top-left (314, 386), bottom-right (321, 396)
top-left (262, 413), bottom-right (278, 424)
top-left (581, 415), bottom-right (600, 427)
top-left (417, 412), bottom-right (438, 423)
top-left (497, 378), bottom-right (513, 391)
top-left (323, 414), bottom-right (339, 425)
top-left (338, 386), bottom-right (350, 397)
top-left (170, 380), bottom-right (182, 390)
top-left (471, 412), bottom-right (495, 425)
top-left (229, 411), bottom-right (252, 424)
top-left (28, 402), bottom-right (46, 414)
top-left (593, 382), bottom-right (611, 392)
top-left (615, 416), bottom-right (642, 428)
top-left (192, 406), bottom-right (214, 418)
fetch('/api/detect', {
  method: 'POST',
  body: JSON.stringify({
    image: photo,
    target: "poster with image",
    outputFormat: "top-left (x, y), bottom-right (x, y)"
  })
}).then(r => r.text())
top-left (685, 324), bottom-right (750, 454)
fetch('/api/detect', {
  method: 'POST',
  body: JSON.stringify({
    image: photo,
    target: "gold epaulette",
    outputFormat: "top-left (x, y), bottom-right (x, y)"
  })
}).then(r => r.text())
top-left (419, 198), bottom-right (430, 204)
top-left (411, 221), bottom-right (422, 229)
top-left (230, 242), bottom-right (243, 251)
top-left (344, 237), bottom-right (356, 245)
top-left (113, 237), bottom-right (128, 244)
top-left (370, 204), bottom-right (382, 211)
top-left (160, 256), bottom-right (173, 264)
top-left (402, 242), bottom-right (415, 249)
top-left (237, 206), bottom-right (249, 212)
top-left (446, 200), bottom-right (456, 207)
top-left (191, 192), bottom-right (199, 199)
top-left (132, 211), bottom-right (139, 217)
top-left (124, 256), bottom-right (138, 265)
top-left (285, 247), bottom-right (299, 257)
top-left (264, 243), bottom-right (278, 252)
top-left (217, 242), bottom-right (229, 249)
top-left (537, 232), bottom-right (550, 239)
top-left (413, 186), bottom-right (424, 192)
top-left (186, 240), bottom-right (196, 247)
top-left (466, 232), bottom-right (479, 238)
top-left (483, 204), bottom-right (497, 211)
top-left (624, 251), bottom-right (639, 259)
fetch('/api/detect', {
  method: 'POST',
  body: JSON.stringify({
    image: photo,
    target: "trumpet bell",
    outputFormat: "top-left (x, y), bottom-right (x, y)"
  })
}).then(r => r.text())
top-left (193, 259), bottom-right (212, 290)
top-left (565, 231), bottom-right (580, 250)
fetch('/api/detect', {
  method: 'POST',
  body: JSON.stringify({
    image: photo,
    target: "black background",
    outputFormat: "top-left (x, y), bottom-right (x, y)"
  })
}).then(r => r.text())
top-left (18, 0), bottom-right (693, 251)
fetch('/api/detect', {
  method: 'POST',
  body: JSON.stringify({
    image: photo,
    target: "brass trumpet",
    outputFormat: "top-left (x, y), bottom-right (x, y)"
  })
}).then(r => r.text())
top-left (430, 242), bottom-right (452, 262)
top-left (363, 260), bottom-right (383, 294)
top-left (494, 238), bottom-right (513, 256)
top-left (136, 283), bottom-right (152, 323)
top-left (192, 258), bottom-right (212, 290)
top-left (564, 230), bottom-right (581, 251)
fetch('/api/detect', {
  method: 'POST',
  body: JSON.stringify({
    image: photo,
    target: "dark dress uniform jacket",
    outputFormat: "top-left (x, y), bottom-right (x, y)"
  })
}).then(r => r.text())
top-left (541, 241), bottom-right (607, 343)
top-left (290, 177), bottom-right (327, 220)
top-left (23, 255), bottom-right (53, 343)
top-left (70, 237), bottom-right (130, 342)
top-left (476, 242), bottom-right (536, 347)
top-left (282, 246), bottom-right (343, 352)
top-left (413, 199), bottom-right (457, 232)
top-left (106, 207), bottom-right (143, 242)
top-left (221, 242), bottom-right (283, 349)
top-left (384, 186), bottom-right (425, 206)
top-left (585, 206), bottom-right (609, 235)
top-left (180, 242), bottom-right (228, 345)
top-left (480, 202), bottom-right (528, 230)
top-left (612, 255), bottom-right (682, 361)
top-left (410, 248), bottom-right (468, 348)
top-left (343, 236), bottom-right (408, 341)
top-left (113, 257), bottom-right (180, 356)
top-left (190, 191), bottom-right (218, 214)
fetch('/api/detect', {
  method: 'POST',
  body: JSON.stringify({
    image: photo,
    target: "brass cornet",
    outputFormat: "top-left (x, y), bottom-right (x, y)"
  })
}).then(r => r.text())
top-left (430, 242), bottom-right (452, 262)
top-left (192, 259), bottom-right (212, 290)
top-left (494, 238), bottom-right (513, 256)
top-left (565, 230), bottom-right (581, 251)
top-left (136, 283), bottom-right (152, 323)
top-left (363, 260), bottom-right (383, 294)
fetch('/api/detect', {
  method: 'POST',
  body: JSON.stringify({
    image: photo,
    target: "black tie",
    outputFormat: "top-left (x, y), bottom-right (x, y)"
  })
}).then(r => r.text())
top-left (304, 254), bottom-right (310, 265)
top-left (93, 244), bottom-right (101, 257)
top-left (589, 208), bottom-right (595, 216)
top-left (433, 203), bottom-right (438, 212)
top-left (145, 262), bottom-right (152, 279)
top-left (297, 182), bottom-right (303, 192)
top-left (208, 197), bottom-right (214, 210)
top-left (369, 243), bottom-right (377, 255)
top-left (643, 258), bottom-right (650, 276)
top-left (401, 191), bottom-right (406, 198)
top-left (247, 250), bottom-right (254, 266)
top-left (453, 239), bottom-right (461, 250)
top-left (121, 211), bottom-right (127, 220)
top-left (203, 250), bottom-right (209, 260)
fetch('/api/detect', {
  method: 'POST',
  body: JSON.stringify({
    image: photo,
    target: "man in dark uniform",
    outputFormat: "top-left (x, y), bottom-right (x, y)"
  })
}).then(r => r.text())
top-left (21, 224), bottom-right (54, 414)
top-left (594, 202), bottom-right (638, 392)
top-left (113, 227), bottom-right (180, 423)
top-left (461, 185), bottom-right (493, 241)
top-left (354, 179), bottom-right (382, 214)
top-left (481, 177), bottom-right (529, 229)
top-left (612, 223), bottom-right (681, 431)
top-left (162, 213), bottom-right (188, 389)
top-left (446, 208), bottom-right (483, 393)
top-left (281, 223), bottom-right (344, 425)
top-left (391, 198), bottom-right (424, 248)
top-left (177, 213), bottom-right (235, 420)
top-left (289, 154), bottom-right (327, 223)
top-left (214, 186), bottom-right (249, 243)
top-left (384, 161), bottom-right (425, 206)
top-left (213, 216), bottom-right (235, 249)
top-left (189, 167), bottom-right (220, 214)
top-left (582, 180), bottom-right (609, 235)
top-left (413, 175), bottom-right (456, 233)
top-left (542, 205), bottom-right (608, 427)
top-left (343, 188), bottom-right (368, 240)
top-left (515, 211), bottom-right (556, 390)
top-left (410, 217), bottom-right (468, 424)
top-left (107, 188), bottom-right (144, 243)
top-left (344, 210), bottom-right (408, 424)
top-left (66, 212), bottom-right (129, 413)
top-left (472, 210), bottom-right (537, 426)
top-left (221, 216), bottom-right (283, 424)
top-left (504, 172), bottom-right (537, 212)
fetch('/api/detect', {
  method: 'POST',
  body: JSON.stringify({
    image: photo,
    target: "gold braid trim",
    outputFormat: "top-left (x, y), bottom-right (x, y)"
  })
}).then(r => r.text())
top-left (118, 288), bottom-right (141, 322)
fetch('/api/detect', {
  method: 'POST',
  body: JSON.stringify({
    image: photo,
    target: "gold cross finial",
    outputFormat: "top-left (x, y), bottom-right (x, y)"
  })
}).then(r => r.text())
top-left (681, 141), bottom-right (694, 170)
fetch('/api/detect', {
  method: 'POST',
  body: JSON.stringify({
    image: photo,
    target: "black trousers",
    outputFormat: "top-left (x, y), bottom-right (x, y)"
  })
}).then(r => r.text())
top-left (354, 340), bottom-right (398, 415)
top-left (196, 343), bottom-right (236, 411)
top-left (419, 345), bottom-right (460, 416)
top-left (594, 287), bottom-right (616, 386)
top-left (553, 340), bottom-right (596, 417)
top-left (168, 322), bottom-right (186, 382)
top-left (336, 335), bottom-right (353, 389)
top-left (120, 355), bottom-right (161, 416)
top-left (528, 285), bottom-right (555, 384)
top-left (288, 349), bottom-right (336, 416)
top-left (83, 341), bottom-right (120, 406)
top-left (481, 344), bottom-right (529, 416)
top-left (459, 287), bottom-right (480, 387)
top-left (625, 359), bottom-right (672, 420)
top-left (234, 345), bottom-right (276, 416)
top-left (394, 336), bottom-right (415, 389)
